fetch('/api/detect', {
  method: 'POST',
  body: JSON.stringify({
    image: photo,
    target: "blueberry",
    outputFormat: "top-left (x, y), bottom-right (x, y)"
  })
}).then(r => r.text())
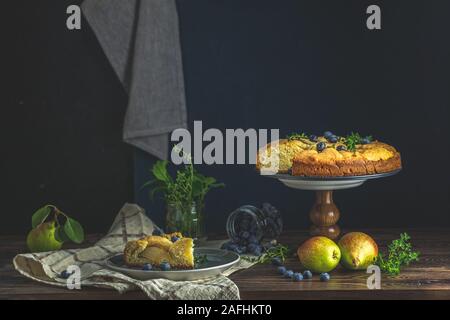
top-left (277, 266), bottom-right (287, 275)
top-left (248, 235), bottom-right (259, 244)
top-left (60, 270), bottom-right (72, 279)
top-left (320, 273), bottom-right (330, 282)
top-left (284, 270), bottom-right (294, 278)
top-left (240, 231), bottom-right (250, 239)
top-left (271, 257), bottom-right (282, 266)
top-left (324, 131), bottom-right (333, 138)
top-left (309, 134), bottom-right (318, 142)
top-left (152, 226), bottom-right (164, 236)
top-left (336, 145), bottom-right (347, 151)
top-left (171, 236), bottom-right (180, 242)
top-left (361, 137), bottom-right (371, 144)
top-left (316, 142), bottom-right (326, 152)
top-left (160, 262), bottom-right (171, 271)
top-left (238, 246), bottom-right (247, 254)
top-left (228, 244), bottom-right (239, 252)
top-left (248, 243), bottom-right (257, 252)
top-left (142, 263), bottom-right (152, 271)
top-left (303, 270), bottom-right (313, 279)
top-left (253, 247), bottom-right (263, 256)
top-left (328, 135), bottom-right (338, 143)
top-left (293, 273), bottom-right (303, 282)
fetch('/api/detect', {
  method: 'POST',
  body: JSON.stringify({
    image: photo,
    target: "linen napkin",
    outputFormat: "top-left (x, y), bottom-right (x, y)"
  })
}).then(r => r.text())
top-left (82, 0), bottom-right (188, 159)
top-left (13, 203), bottom-right (254, 300)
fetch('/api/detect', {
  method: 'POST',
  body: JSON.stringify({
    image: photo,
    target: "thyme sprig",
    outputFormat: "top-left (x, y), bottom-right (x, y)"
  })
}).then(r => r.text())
top-left (287, 132), bottom-right (308, 141)
top-left (344, 132), bottom-right (373, 151)
top-left (376, 233), bottom-right (420, 276)
top-left (241, 244), bottom-right (290, 264)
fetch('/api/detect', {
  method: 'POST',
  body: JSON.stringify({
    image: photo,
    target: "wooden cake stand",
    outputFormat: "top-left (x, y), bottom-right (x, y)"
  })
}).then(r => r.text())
top-left (265, 170), bottom-right (400, 239)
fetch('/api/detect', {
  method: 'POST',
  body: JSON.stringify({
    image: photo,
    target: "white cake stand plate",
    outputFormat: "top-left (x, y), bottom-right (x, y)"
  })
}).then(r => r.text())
top-left (264, 170), bottom-right (401, 239)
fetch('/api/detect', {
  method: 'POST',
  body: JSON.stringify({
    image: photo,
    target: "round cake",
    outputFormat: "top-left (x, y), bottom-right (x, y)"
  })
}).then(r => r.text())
top-left (256, 132), bottom-right (401, 177)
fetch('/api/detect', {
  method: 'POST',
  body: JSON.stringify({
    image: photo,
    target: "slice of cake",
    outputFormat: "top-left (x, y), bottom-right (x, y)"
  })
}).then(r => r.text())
top-left (124, 232), bottom-right (194, 269)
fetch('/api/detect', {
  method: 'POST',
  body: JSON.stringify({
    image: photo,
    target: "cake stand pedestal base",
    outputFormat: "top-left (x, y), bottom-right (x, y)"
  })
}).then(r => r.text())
top-left (309, 190), bottom-right (340, 239)
top-left (264, 169), bottom-right (401, 240)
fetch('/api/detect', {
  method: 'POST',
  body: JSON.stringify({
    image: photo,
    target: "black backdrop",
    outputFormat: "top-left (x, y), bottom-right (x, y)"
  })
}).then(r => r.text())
top-left (3, 0), bottom-right (450, 236)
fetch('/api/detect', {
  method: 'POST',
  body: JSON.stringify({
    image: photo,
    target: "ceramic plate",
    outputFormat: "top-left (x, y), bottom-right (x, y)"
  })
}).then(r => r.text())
top-left (104, 248), bottom-right (240, 281)
top-left (263, 169), bottom-right (401, 190)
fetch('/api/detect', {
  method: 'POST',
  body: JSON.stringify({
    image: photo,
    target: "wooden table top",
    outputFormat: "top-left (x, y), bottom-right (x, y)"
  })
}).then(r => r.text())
top-left (1, 229), bottom-right (449, 300)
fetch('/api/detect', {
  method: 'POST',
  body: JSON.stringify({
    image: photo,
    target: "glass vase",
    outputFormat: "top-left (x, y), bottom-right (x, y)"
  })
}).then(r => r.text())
top-left (166, 202), bottom-right (200, 239)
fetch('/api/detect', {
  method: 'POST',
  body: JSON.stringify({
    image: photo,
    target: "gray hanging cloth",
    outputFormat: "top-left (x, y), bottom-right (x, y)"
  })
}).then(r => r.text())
top-left (82, 0), bottom-right (187, 159)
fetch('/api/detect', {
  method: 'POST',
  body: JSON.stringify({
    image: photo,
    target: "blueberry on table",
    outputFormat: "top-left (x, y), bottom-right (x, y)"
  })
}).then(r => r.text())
top-left (361, 137), bottom-right (371, 144)
top-left (320, 273), bottom-right (330, 282)
top-left (142, 263), bottom-right (152, 271)
top-left (284, 270), bottom-right (294, 278)
top-left (60, 270), bottom-right (72, 279)
top-left (160, 262), bottom-right (171, 271)
top-left (309, 134), bottom-right (318, 142)
top-left (271, 257), bottom-right (282, 266)
top-left (171, 236), bottom-right (180, 242)
top-left (293, 273), bottom-right (303, 282)
top-left (328, 135), bottom-right (338, 143)
top-left (277, 266), bottom-right (287, 275)
top-left (303, 270), bottom-right (313, 279)
top-left (324, 131), bottom-right (333, 138)
top-left (316, 142), bottom-right (326, 152)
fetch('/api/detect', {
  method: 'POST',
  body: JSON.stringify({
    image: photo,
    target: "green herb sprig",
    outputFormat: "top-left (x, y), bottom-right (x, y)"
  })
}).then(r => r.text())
top-left (287, 132), bottom-right (308, 141)
top-left (344, 132), bottom-right (373, 151)
top-left (376, 233), bottom-right (420, 276)
top-left (194, 254), bottom-right (208, 266)
top-left (242, 244), bottom-right (290, 264)
top-left (142, 148), bottom-right (224, 214)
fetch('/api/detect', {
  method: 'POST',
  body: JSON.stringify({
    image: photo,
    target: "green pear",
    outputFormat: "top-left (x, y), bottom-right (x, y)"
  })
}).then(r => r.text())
top-left (26, 221), bottom-right (63, 253)
top-left (297, 236), bottom-right (341, 273)
top-left (338, 232), bottom-right (378, 270)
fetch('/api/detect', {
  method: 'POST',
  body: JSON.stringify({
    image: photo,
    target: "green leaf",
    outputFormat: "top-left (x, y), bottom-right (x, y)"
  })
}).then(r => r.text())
top-left (64, 217), bottom-right (85, 244)
top-left (203, 176), bottom-right (217, 186)
top-left (140, 179), bottom-right (159, 190)
top-left (152, 160), bottom-right (171, 183)
top-left (54, 226), bottom-right (69, 243)
top-left (31, 206), bottom-right (52, 228)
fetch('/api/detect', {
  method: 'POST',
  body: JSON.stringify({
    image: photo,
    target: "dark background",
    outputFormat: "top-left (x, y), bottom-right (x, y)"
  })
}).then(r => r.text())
top-left (2, 0), bottom-right (449, 236)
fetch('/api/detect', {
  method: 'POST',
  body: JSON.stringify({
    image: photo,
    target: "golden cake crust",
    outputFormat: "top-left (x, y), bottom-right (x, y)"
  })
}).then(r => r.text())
top-left (123, 232), bottom-right (194, 269)
top-left (257, 137), bottom-right (401, 177)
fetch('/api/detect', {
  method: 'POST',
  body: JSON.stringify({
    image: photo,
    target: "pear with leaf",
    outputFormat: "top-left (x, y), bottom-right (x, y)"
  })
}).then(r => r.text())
top-left (26, 205), bottom-right (85, 253)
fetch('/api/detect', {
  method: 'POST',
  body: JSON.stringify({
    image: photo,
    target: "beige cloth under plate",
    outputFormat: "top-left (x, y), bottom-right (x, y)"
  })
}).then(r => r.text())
top-left (13, 203), bottom-right (254, 300)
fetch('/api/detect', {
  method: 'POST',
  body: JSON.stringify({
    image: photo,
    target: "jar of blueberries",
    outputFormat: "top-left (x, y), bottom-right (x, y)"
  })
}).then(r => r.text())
top-left (225, 203), bottom-right (283, 255)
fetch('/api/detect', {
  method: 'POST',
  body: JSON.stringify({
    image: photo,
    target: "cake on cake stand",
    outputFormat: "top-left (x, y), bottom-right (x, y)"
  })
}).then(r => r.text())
top-left (265, 170), bottom-right (401, 239)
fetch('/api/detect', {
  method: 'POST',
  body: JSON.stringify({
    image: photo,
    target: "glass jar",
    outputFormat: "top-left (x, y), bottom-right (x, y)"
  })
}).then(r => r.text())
top-left (226, 204), bottom-right (283, 242)
top-left (166, 202), bottom-right (200, 239)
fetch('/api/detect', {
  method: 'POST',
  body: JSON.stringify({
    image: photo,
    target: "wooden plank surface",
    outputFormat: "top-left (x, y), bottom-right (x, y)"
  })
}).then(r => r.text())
top-left (1, 229), bottom-right (449, 300)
